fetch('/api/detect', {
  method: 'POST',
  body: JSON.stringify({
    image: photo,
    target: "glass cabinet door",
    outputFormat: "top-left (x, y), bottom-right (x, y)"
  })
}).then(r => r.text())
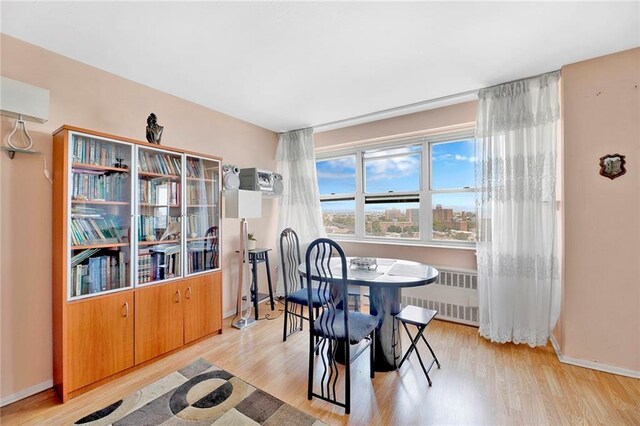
top-left (185, 155), bottom-right (220, 274)
top-left (136, 146), bottom-right (183, 285)
top-left (69, 132), bottom-right (133, 300)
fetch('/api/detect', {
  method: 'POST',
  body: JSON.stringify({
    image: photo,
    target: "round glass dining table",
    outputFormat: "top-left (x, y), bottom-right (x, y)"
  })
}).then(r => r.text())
top-left (298, 257), bottom-right (439, 371)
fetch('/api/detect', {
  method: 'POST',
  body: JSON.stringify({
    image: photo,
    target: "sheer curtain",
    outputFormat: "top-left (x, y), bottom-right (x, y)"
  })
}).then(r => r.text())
top-left (276, 128), bottom-right (326, 292)
top-left (475, 71), bottom-right (561, 347)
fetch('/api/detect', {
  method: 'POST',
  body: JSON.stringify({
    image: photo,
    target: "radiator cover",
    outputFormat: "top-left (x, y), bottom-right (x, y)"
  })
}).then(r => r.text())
top-left (400, 267), bottom-right (479, 326)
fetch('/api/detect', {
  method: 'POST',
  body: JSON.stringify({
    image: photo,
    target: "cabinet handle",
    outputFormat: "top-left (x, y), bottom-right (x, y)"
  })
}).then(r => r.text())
top-left (122, 302), bottom-right (129, 317)
top-left (186, 286), bottom-right (192, 299)
top-left (175, 290), bottom-right (181, 303)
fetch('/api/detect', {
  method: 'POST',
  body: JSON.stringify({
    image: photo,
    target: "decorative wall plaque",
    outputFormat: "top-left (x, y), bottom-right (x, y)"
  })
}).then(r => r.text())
top-left (599, 154), bottom-right (626, 180)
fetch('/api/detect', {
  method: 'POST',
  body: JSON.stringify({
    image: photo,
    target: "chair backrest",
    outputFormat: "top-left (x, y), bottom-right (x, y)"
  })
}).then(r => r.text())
top-left (205, 226), bottom-right (219, 269)
top-left (304, 238), bottom-right (349, 340)
top-left (279, 228), bottom-right (303, 297)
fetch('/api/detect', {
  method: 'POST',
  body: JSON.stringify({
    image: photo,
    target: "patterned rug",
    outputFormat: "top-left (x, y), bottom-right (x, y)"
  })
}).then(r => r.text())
top-left (75, 358), bottom-right (325, 425)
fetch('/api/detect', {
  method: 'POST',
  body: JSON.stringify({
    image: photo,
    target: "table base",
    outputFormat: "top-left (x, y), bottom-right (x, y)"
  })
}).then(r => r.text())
top-left (370, 287), bottom-right (402, 371)
top-left (334, 287), bottom-right (402, 372)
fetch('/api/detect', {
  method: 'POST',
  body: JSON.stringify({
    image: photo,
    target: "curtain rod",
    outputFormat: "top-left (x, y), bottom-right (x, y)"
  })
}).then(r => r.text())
top-left (280, 69), bottom-right (560, 135)
top-left (481, 69), bottom-right (560, 92)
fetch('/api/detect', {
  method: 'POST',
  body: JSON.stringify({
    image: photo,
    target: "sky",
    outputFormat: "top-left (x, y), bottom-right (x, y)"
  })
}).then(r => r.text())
top-left (316, 140), bottom-right (476, 212)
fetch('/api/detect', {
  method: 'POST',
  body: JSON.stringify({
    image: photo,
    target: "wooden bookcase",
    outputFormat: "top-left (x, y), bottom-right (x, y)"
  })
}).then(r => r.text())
top-left (52, 125), bottom-right (223, 402)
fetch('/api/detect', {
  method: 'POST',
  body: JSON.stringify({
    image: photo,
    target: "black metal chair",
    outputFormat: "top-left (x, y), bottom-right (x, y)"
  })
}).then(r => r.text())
top-left (205, 226), bottom-right (219, 269)
top-left (395, 305), bottom-right (441, 386)
top-left (280, 228), bottom-right (325, 341)
top-left (305, 238), bottom-right (377, 414)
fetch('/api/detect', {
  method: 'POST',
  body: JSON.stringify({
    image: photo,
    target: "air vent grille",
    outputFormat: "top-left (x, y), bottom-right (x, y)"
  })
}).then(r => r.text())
top-left (401, 296), bottom-right (478, 325)
top-left (435, 270), bottom-right (477, 290)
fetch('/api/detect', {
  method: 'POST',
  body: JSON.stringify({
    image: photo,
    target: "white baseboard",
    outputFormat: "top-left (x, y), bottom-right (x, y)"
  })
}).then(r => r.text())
top-left (0, 380), bottom-right (53, 408)
top-left (223, 309), bottom-right (236, 319)
top-left (550, 335), bottom-right (640, 379)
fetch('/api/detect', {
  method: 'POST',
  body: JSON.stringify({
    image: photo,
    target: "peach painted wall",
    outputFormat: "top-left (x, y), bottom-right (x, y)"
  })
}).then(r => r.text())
top-left (314, 101), bottom-right (478, 271)
top-left (561, 48), bottom-right (640, 372)
top-left (0, 34), bottom-right (278, 399)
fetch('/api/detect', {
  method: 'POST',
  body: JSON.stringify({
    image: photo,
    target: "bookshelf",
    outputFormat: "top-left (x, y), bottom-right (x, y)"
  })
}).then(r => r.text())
top-left (53, 125), bottom-right (223, 402)
top-left (69, 134), bottom-right (132, 299)
top-left (136, 146), bottom-right (183, 285)
top-left (185, 155), bottom-right (220, 275)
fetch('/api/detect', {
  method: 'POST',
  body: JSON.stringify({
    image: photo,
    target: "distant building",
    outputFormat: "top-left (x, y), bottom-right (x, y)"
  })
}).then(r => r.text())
top-left (406, 208), bottom-right (419, 224)
top-left (444, 220), bottom-right (468, 231)
top-left (385, 208), bottom-right (402, 220)
top-left (433, 204), bottom-right (453, 222)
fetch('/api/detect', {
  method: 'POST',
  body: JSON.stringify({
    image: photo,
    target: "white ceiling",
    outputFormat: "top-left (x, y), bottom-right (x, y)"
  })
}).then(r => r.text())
top-left (1, 2), bottom-right (639, 132)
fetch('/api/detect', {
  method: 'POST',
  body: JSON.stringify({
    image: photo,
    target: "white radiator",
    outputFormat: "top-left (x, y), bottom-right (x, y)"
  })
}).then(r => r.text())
top-left (400, 267), bottom-right (479, 326)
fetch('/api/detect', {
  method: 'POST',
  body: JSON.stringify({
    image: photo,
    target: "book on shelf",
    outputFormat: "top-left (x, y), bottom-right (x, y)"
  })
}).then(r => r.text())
top-left (71, 250), bottom-right (126, 297)
top-left (71, 248), bottom-right (100, 267)
top-left (150, 243), bottom-right (182, 254)
top-left (138, 151), bottom-right (181, 176)
top-left (70, 208), bottom-right (125, 246)
top-left (138, 215), bottom-right (180, 242)
top-left (139, 180), bottom-right (180, 205)
top-left (138, 244), bottom-right (181, 283)
top-left (151, 244), bottom-right (181, 280)
top-left (138, 248), bottom-right (152, 284)
top-left (187, 241), bottom-right (216, 273)
top-left (186, 158), bottom-right (212, 179)
top-left (73, 136), bottom-right (126, 168)
top-left (186, 181), bottom-right (210, 205)
top-left (72, 171), bottom-right (126, 202)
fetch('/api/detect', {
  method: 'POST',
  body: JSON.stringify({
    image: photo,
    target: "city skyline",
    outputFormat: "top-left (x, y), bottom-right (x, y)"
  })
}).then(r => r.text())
top-left (321, 202), bottom-right (476, 214)
top-left (322, 204), bottom-right (477, 241)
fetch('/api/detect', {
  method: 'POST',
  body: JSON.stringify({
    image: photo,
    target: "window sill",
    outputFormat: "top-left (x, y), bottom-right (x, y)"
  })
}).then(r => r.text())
top-left (328, 237), bottom-right (477, 252)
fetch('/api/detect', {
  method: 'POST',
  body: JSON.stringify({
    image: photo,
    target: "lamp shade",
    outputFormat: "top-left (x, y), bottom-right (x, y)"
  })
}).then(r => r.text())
top-left (224, 189), bottom-right (262, 219)
top-left (0, 76), bottom-right (50, 123)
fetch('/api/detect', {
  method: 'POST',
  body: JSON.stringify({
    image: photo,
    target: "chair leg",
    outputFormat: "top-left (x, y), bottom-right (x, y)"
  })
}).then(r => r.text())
top-left (264, 252), bottom-right (275, 311)
top-left (370, 331), bottom-right (375, 379)
top-left (299, 304), bottom-right (304, 331)
top-left (400, 323), bottom-right (434, 386)
top-left (398, 322), bottom-right (420, 369)
top-left (421, 333), bottom-right (441, 369)
top-left (344, 340), bottom-right (351, 414)
top-left (308, 330), bottom-right (314, 401)
top-left (282, 300), bottom-right (289, 342)
top-left (412, 335), bottom-right (433, 387)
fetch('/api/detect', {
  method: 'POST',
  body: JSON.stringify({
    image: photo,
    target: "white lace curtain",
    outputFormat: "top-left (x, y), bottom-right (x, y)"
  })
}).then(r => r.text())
top-left (475, 71), bottom-right (561, 347)
top-left (276, 128), bottom-right (326, 293)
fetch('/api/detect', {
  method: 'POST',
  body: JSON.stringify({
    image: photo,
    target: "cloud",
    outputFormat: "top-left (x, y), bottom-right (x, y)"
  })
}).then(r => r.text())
top-left (365, 155), bottom-right (420, 181)
top-left (454, 155), bottom-right (477, 163)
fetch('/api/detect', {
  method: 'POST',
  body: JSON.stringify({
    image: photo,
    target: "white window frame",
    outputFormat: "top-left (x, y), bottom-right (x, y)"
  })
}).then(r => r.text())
top-left (317, 154), bottom-right (358, 236)
top-left (317, 130), bottom-right (476, 248)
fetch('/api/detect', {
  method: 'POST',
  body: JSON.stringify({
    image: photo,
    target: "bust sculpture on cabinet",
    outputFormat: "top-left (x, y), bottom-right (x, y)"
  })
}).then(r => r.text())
top-left (145, 113), bottom-right (164, 144)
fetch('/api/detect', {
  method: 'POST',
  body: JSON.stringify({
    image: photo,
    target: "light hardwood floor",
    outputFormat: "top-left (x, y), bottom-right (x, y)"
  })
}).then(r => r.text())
top-left (2, 302), bottom-right (639, 425)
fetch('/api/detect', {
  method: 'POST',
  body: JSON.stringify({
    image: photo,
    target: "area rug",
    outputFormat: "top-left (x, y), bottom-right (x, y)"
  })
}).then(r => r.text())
top-left (75, 358), bottom-right (325, 426)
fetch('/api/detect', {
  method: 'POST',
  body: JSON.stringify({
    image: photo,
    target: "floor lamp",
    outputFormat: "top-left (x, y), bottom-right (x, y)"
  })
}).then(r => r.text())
top-left (225, 189), bottom-right (262, 329)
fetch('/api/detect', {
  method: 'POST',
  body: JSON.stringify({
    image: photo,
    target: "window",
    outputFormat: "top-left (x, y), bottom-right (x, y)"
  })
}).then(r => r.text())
top-left (364, 145), bottom-right (421, 239)
top-left (430, 139), bottom-right (477, 241)
top-left (316, 155), bottom-right (356, 235)
top-left (316, 134), bottom-right (477, 245)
